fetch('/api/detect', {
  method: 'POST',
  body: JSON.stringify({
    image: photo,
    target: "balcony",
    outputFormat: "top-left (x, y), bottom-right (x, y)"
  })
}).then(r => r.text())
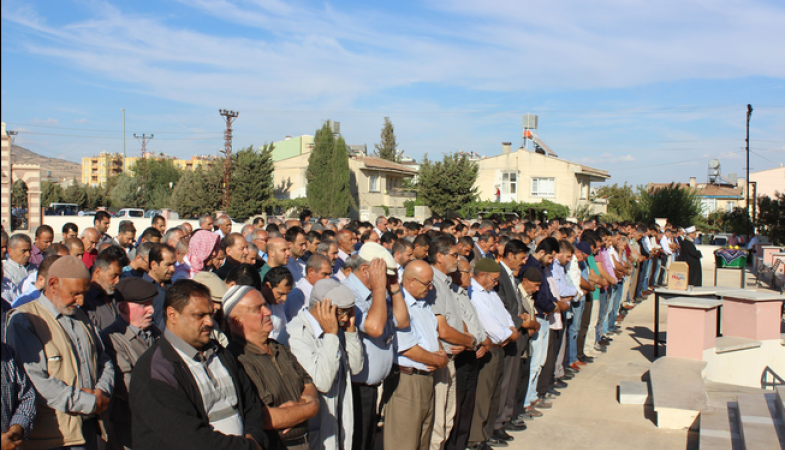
top-left (387, 188), bottom-right (416, 197)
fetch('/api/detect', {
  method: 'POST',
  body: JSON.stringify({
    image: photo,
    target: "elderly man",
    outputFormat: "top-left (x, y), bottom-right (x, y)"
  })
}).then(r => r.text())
top-left (82, 253), bottom-right (122, 332)
top-left (333, 230), bottom-right (356, 275)
top-left (121, 241), bottom-right (153, 279)
top-left (226, 287), bottom-right (320, 450)
top-left (1, 342), bottom-right (37, 450)
top-left (81, 227), bottom-right (101, 269)
top-left (427, 237), bottom-right (475, 450)
top-left (30, 225), bottom-right (55, 267)
top-left (315, 240), bottom-right (338, 269)
top-left (446, 258), bottom-right (489, 450)
top-left (285, 254), bottom-right (333, 321)
top-left (373, 216), bottom-right (388, 238)
top-left (382, 260), bottom-right (448, 450)
top-left (164, 227), bottom-right (184, 250)
top-left (468, 258), bottom-right (519, 450)
top-left (94, 211), bottom-right (117, 247)
top-left (5, 234), bottom-right (34, 289)
top-left (214, 216), bottom-right (232, 239)
top-left (681, 226), bottom-right (703, 287)
top-left (216, 233), bottom-right (249, 280)
top-left (7, 256), bottom-right (115, 450)
top-left (129, 280), bottom-right (268, 450)
top-left (199, 214), bottom-right (214, 231)
top-left (343, 243), bottom-right (410, 450)
top-left (249, 229), bottom-right (269, 264)
top-left (100, 278), bottom-right (162, 450)
top-left (259, 237), bottom-right (291, 280)
top-left (285, 279), bottom-right (364, 450)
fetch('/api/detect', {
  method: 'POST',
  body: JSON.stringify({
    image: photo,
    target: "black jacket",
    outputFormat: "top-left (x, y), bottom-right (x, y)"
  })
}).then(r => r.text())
top-left (680, 239), bottom-right (703, 287)
top-left (129, 336), bottom-right (270, 450)
top-left (496, 265), bottom-right (523, 329)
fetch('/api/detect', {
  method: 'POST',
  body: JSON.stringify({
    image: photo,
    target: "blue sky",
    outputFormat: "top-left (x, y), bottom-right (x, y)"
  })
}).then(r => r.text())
top-left (2, 0), bottom-right (783, 186)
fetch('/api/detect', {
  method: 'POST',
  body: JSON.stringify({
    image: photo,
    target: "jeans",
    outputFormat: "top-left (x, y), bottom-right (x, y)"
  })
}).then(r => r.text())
top-left (607, 282), bottom-right (624, 334)
top-left (653, 257), bottom-right (662, 287)
top-left (596, 289), bottom-right (609, 342)
top-left (567, 296), bottom-right (585, 365)
top-left (636, 260), bottom-right (650, 297)
top-left (525, 316), bottom-right (550, 408)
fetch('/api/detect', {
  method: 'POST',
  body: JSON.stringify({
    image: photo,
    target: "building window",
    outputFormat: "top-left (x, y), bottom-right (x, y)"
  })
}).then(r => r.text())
top-left (531, 177), bottom-right (555, 197)
top-left (726, 201), bottom-right (735, 212)
top-left (502, 172), bottom-right (517, 195)
top-left (700, 198), bottom-right (717, 217)
top-left (369, 174), bottom-right (380, 192)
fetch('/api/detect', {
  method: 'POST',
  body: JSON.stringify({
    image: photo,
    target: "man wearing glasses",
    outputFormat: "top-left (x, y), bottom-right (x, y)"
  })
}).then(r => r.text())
top-left (427, 237), bottom-right (476, 450)
top-left (383, 260), bottom-right (449, 450)
top-left (121, 242), bottom-right (154, 279)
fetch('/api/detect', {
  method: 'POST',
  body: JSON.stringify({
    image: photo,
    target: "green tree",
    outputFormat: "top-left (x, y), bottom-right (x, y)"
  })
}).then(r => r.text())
top-left (109, 174), bottom-right (141, 208)
top-left (85, 185), bottom-right (109, 210)
top-left (171, 169), bottom-right (205, 218)
top-left (641, 182), bottom-right (703, 227)
top-left (417, 153), bottom-right (479, 216)
top-left (593, 182), bottom-right (643, 222)
top-left (307, 123), bottom-right (353, 217)
top-left (12, 180), bottom-right (28, 209)
top-left (41, 181), bottom-right (63, 207)
top-left (62, 181), bottom-right (87, 208)
top-left (130, 158), bottom-right (181, 209)
top-left (227, 144), bottom-right (275, 221)
top-left (756, 192), bottom-right (785, 245)
top-left (373, 117), bottom-right (399, 162)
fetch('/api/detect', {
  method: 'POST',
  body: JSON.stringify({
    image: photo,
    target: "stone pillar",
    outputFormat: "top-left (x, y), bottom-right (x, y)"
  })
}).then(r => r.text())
top-left (720, 291), bottom-right (785, 341)
top-left (663, 297), bottom-right (723, 360)
top-left (1, 122), bottom-right (11, 231)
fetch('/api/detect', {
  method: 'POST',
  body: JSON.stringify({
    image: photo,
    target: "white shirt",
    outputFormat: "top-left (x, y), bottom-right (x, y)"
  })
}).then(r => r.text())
top-left (660, 236), bottom-right (673, 255)
top-left (469, 278), bottom-right (513, 345)
top-left (268, 302), bottom-right (288, 341)
top-left (566, 255), bottom-right (584, 299)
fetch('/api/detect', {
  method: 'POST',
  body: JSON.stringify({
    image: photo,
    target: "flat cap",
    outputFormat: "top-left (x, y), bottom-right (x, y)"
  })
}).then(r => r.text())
top-left (474, 257), bottom-right (501, 273)
top-left (309, 278), bottom-right (341, 308)
top-left (115, 277), bottom-right (158, 304)
top-left (358, 242), bottom-right (398, 276)
top-left (47, 255), bottom-right (90, 280)
top-left (521, 267), bottom-right (543, 283)
top-left (193, 271), bottom-right (228, 302)
top-left (323, 285), bottom-right (356, 309)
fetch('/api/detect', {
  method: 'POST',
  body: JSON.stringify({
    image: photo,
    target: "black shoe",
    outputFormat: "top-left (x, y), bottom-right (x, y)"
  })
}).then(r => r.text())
top-left (493, 428), bottom-right (514, 442)
top-left (560, 374), bottom-right (574, 381)
top-left (487, 436), bottom-right (509, 447)
top-left (469, 442), bottom-right (492, 450)
top-left (547, 387), bottom-right (562, 396)
top-left (603, 336), bottom-right (614, 342)
top-left (564, 367), bottom-right (579, 375)
top-left (541, 391), bottom-right (558, 399)
top-left (578, 355), bottom-right (595, 363)
top-left (553, 379), bottom-right (568, 389)
top-left (506, 418), bottom-right (527, 431)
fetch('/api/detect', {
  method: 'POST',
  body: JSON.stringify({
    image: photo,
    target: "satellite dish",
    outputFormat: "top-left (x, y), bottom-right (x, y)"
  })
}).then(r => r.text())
top-left (708, 159), bottom-right (720, 169)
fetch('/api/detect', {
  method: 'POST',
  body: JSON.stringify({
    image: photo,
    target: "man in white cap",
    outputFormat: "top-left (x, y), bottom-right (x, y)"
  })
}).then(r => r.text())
top-left (681, 226), bottom-right (703, 287)
top-left (285, 279), bottom-right (364, 450)
top-left (342, 242), bottom-right (410, 450)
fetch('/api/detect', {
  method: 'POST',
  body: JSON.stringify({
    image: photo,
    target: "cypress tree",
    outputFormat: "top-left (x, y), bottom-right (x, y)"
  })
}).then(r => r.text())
top-left (330, 134), bottom-right (352, 217)
top-left (373, 117), bottom-right (399, 162)
top-left (307, 123), bottom-right (336, 216)
top-left (418, 153), bottom-right (479, 216)
top-left (227, 144), bottom-right (275, 220)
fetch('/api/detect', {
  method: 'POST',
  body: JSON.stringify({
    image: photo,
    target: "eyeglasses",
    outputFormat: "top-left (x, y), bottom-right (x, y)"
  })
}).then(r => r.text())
top-left (337, 308), bottom-right (353, 317)
top-left (413, 278), bottom-right (434, 288)
top-left (447, 252), bottom-right (459, 258)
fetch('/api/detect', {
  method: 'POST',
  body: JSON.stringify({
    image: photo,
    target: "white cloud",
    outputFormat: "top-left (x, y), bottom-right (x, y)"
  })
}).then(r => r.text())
top-left (30, 117), bottom-right (59, 125)
top-left (73, 118), bottom-right (89, 123)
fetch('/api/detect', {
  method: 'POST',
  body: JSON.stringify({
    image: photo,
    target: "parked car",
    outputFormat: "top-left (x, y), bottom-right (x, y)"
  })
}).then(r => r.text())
top-left (46, 203), bottom-right (79, 216)
top-left (116, 208), bottom-right (145, 218)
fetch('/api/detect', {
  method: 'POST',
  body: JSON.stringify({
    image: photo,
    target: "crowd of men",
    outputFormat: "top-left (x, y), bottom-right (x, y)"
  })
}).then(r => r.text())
top-left (0, 210), bottom-right (705, 450)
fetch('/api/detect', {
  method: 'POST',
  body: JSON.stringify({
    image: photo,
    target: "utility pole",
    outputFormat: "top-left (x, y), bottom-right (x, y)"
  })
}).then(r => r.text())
top-left (134, 133), bottom-right (154, 208)
top-left (745, 104), bottom-right (753, 239)
top-left (219, 109), bottom-right (239, 209)
top-left (121, 109), bottom-right (126, 173)
top-left (7, 130), bottom-right (17, 143)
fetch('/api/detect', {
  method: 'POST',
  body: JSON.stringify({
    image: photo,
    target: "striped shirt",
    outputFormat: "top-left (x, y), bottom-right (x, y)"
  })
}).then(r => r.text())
top-left (1, 343), bottom-right (36, 438)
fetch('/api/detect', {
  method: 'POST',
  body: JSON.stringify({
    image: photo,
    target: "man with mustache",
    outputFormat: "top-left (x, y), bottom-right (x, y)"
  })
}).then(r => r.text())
top-left (6, 256), bottom-right (115, 450)
top-left (100, 277), bottom-right (162, 450)
top-left (226, 286), bottom-right (320, 450)
top-left (129, 280), bottom-right (269, 450)
top-left (82, 252), bottom-right (122, 332)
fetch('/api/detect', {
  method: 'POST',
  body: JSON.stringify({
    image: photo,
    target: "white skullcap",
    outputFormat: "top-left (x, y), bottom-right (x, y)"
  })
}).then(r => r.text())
top-left (685, 226), bottom-right (696, 233)
top-left (358, 242), bottom-right (398, 276)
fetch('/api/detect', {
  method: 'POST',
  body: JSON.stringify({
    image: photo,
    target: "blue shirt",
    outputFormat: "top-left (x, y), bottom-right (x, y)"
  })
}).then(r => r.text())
top-left (394, 289), bottom-right (438, 371)
top-left (550, 260), bottom-right (578, 298)
top-left (343, 274), bottom-right (397, 385)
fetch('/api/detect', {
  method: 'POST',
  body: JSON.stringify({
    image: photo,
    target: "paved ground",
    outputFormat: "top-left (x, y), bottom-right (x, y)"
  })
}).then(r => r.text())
top-left (501, 294), bottom-right (690, 450)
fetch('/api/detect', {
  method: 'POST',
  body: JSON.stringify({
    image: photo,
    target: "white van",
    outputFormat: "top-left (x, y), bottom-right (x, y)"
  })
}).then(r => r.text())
top-left (116, 208), bottom-right (145, 218)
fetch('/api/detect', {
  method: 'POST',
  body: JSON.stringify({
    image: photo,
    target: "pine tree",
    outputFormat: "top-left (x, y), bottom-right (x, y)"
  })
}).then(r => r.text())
top-left (417, 153), bottom-right (479, 216)
top-left (227, 144), bottom-right (275, 220)
top-left (171, 169), bottom-right (206, 218)
top-left (41, 181), bottom-right (63, 207)
top-left (373, 117), bottom-right (399, 162)
top-left (307, 123), bottom-right (353, 217)
top-left (63, 181), bottom-right (87, 208)
top-left (12, 180), bottom-right (28, 209)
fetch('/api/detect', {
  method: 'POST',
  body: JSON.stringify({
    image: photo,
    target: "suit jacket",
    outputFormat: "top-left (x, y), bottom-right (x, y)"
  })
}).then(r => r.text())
top-left (100, 317), bottom-right (162, 450)
top-left (496, 266), bottom-right (523, 329)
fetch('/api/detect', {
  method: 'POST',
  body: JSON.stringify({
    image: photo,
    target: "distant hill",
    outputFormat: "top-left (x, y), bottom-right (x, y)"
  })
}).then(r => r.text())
top-left (10, 144), bottom-right (81, 183)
